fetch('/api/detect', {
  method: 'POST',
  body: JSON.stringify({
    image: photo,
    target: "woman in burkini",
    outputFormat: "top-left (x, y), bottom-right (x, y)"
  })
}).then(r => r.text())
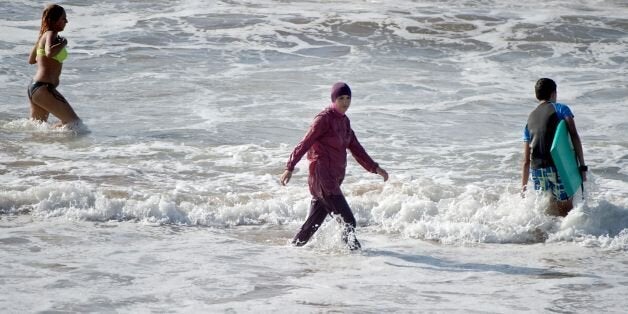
top-left (280, 82), bottom-right (389, 250)
top-left (27, 4), bottom-right (80, 127)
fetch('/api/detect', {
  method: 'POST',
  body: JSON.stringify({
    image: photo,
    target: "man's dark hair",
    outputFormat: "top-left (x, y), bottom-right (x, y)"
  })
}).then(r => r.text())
top-left (535, 78), bottom-right (557, 101)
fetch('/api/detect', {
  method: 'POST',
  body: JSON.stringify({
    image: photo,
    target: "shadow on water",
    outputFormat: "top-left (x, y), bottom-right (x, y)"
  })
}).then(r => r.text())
top-left (364, 249), bottom-right (594, 279)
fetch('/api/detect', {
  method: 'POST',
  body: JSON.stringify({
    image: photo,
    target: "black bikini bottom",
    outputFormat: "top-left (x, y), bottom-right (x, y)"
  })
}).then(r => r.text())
top-left (27, 81), bottom-right (68, 104)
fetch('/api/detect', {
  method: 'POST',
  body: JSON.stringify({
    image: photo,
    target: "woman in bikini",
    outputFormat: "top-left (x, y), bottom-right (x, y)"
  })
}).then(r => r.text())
top-left (27, 4), bottom-right (80, 127)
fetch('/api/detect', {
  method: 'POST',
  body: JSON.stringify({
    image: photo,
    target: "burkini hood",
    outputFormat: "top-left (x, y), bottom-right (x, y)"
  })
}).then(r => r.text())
top-left (329, 82), bottom-right (352, 115)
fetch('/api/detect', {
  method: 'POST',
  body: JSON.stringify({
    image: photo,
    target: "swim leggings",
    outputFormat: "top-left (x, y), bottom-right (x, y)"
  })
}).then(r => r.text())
top-left (292, 194), bottom-right (361, 250)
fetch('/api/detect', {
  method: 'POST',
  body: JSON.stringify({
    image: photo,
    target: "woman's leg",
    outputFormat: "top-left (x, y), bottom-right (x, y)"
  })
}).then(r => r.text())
top-left (323, 195), bottom-right (361, 250)
top-left (28, 84), bottom-right (49, 121)
top-left (30, 85), bottom-right (79, 125)
top-left (292, 198), bottom-right (329, 246)
top-left (30, 100), bottom-right (50, 122)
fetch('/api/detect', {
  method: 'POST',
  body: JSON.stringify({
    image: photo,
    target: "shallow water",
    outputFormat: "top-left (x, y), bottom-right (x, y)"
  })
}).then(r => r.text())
top-left (1, 0), bottom-right (627, 312)
top-left (2, 217), bottom-right (627, 312)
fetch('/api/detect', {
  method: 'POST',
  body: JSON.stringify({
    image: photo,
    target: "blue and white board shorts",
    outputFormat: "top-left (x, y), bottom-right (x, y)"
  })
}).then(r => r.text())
top-left (531, 167), bottom-right (570, 201)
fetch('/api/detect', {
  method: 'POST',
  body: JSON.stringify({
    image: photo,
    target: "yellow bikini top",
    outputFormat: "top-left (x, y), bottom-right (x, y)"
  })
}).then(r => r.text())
top-left (37, 46), bottom-right (68, 63)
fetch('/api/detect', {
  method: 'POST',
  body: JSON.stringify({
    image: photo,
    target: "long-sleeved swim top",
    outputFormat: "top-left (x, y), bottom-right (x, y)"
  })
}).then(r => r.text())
top-left (285, 106), bottom-right (379, 198)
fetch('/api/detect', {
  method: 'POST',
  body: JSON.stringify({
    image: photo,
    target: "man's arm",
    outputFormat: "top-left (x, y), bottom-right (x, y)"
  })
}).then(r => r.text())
top-left (564, 116), bottom-right (587, 181)
top-left (521, 142), bottom-right (531, 195)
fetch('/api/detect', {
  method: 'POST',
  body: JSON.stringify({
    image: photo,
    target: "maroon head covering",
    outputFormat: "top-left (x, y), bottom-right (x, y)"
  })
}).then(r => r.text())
top-left (331, 82), bottom-right (351, 102)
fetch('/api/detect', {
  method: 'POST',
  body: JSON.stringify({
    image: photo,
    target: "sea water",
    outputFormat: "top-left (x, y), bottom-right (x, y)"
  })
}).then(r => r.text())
top-left (1, 0), bottom-right (627, 312)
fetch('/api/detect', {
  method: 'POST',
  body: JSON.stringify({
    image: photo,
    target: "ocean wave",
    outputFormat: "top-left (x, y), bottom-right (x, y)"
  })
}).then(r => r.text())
top-left (2, 179), bottom-right (626, 249)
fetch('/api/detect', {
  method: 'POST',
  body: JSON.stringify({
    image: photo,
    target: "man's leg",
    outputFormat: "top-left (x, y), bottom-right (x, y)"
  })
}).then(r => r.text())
top-left (551, 199), bottom-right (573, 217)
top-left (550, 168), bottom-right (573, 217)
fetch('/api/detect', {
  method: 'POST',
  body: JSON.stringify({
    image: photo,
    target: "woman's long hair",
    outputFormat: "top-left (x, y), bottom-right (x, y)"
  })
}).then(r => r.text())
top-left (39, 4), bottom-right (65, 37)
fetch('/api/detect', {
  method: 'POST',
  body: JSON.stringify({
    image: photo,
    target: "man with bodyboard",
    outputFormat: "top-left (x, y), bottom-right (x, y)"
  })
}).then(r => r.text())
top-left (521, 78), bottom-right (587, 216)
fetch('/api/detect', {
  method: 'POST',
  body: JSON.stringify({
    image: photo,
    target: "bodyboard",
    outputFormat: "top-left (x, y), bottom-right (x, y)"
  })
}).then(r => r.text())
top-left (550, 120), bottom-right (582, 197)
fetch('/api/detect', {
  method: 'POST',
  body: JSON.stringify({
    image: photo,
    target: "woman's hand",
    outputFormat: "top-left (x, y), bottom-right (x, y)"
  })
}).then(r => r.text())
top-left (280, 170), bottom-right (292, 186)
top-left (28, 43), bottom-right (38, 64)
top-left (56, 36), bottom-right (67, 48)
top-left (376, 167), bottom-right (388, 182)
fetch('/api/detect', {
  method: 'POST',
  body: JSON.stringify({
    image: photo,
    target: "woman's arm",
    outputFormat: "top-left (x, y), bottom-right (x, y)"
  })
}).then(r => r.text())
top-left (347, 130), bottom-right (378, 173)
top-left (348, 132), bottom-right (388, 181)
top-left (281, 114), bottom-right (328, 185)
top-left (28, 42), bottom-right (38, 64)
top-left (44, 31), bottom-right (67, 58)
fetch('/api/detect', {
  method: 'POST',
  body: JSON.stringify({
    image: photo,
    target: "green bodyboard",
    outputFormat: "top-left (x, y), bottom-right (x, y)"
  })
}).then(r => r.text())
top-left (550, 120), bottom-right (582, 197)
